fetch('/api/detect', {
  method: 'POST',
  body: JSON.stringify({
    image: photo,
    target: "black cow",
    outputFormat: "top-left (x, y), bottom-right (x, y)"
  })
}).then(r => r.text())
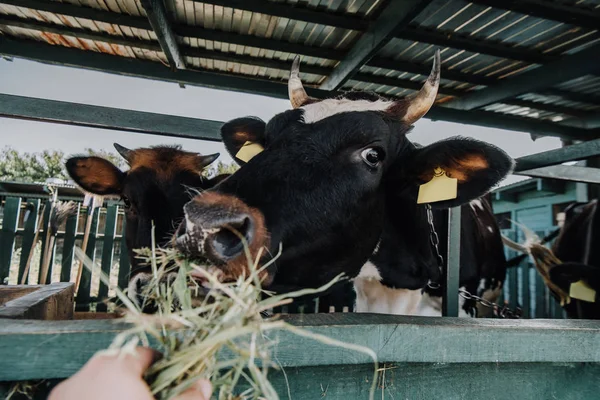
top-left (168, 52), bottom-right (514, 317)
top-left (65, 144), bottom-right (225, 299)
top-left (550, 200), bottom-right (600, 318)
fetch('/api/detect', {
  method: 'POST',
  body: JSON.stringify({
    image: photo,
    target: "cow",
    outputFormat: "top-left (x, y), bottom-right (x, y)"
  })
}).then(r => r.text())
top-left (65, 144), bottom-right (226, 297)
top-left (163, 52), bottom-right (514, 317)
top-left (550, 200), bottom-right (600, 318)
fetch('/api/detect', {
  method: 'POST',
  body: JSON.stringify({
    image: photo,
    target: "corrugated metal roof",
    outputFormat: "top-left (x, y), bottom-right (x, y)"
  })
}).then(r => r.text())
top-left (0, 0), bottom-right (599, 138)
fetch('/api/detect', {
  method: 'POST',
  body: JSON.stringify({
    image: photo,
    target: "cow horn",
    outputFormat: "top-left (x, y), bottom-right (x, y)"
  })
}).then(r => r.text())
top-left (399, 49), bottom-right (441, 125)
top-left (113, 143), bottom-right (132, 163)
top-left (288, 55), bottom-right (313, 109)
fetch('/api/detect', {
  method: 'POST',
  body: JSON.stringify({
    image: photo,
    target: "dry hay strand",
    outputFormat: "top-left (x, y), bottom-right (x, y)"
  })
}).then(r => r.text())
top-left (528, 244), bottom-right (570, 306)
top-left (74, 234), bottom-right (378, 400)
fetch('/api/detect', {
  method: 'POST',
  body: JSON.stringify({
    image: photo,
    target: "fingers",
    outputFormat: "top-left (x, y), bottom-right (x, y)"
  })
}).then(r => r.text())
top-left (90, 347), bottom-right (158, 377)
top-left (173, 380), bottom-right (213, 400)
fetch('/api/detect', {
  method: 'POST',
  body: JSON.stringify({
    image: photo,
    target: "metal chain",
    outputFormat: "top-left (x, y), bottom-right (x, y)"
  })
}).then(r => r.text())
top-left (425, 204), bottom-right (522, 319)
top-left (425, 204), bottom-right (442, 290)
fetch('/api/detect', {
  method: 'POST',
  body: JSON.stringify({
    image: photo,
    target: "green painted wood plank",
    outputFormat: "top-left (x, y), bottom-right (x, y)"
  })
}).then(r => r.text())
top-left (535, 273), bottom-right (547, 318)
top-left (2, 314), bottom-right (600, 382)
top-left (17, 199), bottom-right (40, 284)
top-left (36, 203), bottom-right (52, 284)
top-left (60, 204), bottom-right (80, 283)
top-left (522, 263), bottom-right (531, 318)
top-left (117, 218), bottom-right (130, 290)
top-left (267, 362), bottom-right (600, 400)
top-left (75, 207), bottom-right (100, 310)
top-left (0, 197), bottom-right (21, 284)
top-left (97, 206), bottom-right (118, 312)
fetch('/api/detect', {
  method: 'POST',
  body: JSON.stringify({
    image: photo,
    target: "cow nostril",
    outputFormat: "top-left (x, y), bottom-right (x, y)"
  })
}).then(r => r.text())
top-left (210, 216), bottom-right (253, 260)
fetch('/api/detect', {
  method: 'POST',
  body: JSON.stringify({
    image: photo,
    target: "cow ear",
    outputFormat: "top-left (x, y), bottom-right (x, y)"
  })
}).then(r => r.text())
top-left (66, 156), bottom-right (125, 195)
top-left (408, 137), bottom-right (514, 208)
top-left (221, 117), bottom-right (266, 166)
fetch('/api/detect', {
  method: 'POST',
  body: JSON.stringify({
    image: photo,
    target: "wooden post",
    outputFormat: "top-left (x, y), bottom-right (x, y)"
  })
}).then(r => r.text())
top-left (443, 206), bottom-right (461, 317)
top-left (0, 197), bottom-right (21, 284)
top-left (17, 199), bottom-right (41, 284)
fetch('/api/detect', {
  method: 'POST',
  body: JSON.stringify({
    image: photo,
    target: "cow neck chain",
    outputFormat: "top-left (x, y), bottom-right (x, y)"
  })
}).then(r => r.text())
top-left (425, 204), bottom-right (522, 319)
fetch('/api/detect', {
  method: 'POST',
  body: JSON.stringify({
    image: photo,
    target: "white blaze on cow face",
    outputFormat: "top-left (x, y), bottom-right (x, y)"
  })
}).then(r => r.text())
top-left (300, 98), bottom-right (393, 124)
top-left (353, 261), bottom-right (474, 317)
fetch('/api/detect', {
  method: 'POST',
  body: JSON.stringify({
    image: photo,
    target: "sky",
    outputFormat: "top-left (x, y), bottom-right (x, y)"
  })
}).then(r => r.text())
top-left (0, 57), bottom-right (563, 186)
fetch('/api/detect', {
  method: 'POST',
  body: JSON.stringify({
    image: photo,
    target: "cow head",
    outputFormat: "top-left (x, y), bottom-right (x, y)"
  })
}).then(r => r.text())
top-left (174, 52), bottom-right (514, 293)
top-left (66, 145), bottom-right (220, 271)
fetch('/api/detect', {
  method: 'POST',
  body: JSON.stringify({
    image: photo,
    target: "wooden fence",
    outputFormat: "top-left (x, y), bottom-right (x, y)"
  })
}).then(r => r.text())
top-left (0, 189), bottom-right (355, 313)
top-left (1, 188), bottom-right (564, 317)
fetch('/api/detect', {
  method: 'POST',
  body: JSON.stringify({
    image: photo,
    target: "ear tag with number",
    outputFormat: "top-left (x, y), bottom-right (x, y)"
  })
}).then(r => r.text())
top-left (235, 141), bottom-right (264, 163)
top-left (417, 167), bottom-right (458, 204)
top-left (569, 280), bottom-right (596, 303)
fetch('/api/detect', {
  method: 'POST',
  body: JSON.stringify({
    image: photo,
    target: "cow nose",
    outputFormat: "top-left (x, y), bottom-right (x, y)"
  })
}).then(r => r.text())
top-left (179, 201), bottom-right (254, 262)
top-left (209, 213), bottom-right (253, 260)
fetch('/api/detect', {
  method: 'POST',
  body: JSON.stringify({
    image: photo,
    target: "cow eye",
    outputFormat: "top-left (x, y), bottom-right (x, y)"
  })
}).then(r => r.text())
top-left (360, 148), bottom-right (385, 168)
top-left (122, 196), bottom-right (131, 209)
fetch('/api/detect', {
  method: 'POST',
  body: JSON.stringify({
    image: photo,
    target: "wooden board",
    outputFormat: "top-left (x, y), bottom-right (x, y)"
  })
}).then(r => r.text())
top-left (0, 283), bottom-right (74, 320)
top-left (1, 313), bottom-right (600, 382)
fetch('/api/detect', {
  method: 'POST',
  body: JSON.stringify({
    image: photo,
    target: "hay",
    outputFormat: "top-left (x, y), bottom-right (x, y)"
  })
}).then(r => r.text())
top-left (74, 233), bottom-right (378, 400)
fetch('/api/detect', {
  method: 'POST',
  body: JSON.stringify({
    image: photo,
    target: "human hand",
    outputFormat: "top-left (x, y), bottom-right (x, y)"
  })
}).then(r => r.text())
top-left (48, 347), bottom-right (212, 400)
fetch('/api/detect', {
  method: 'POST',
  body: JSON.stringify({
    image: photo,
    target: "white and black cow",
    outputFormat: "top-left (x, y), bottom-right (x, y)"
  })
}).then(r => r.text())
top-left (166, 52), bottom-right (514, 317)
top-left (549, 200), bottom-right (600, 318)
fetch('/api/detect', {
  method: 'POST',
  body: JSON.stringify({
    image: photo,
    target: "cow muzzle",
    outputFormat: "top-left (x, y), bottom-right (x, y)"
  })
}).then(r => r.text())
top-left (174, 192), bottom-right (270, 284)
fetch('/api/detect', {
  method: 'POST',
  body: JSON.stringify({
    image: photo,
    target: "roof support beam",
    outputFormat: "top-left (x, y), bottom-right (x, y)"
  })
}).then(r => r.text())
top-left (446, 43), bottom-right (600, 111)
top-left (514, 138), bottom-right (600, 172)
top-left (0, 15), bottom-right (594, 115)
top-left (468, 0), bottom-right (600, 31)
top-left (6, 0), bottom-right (600, 108)
top-left (0, 93), bottom-right (222, 141)
top-left (516, 165), bottom-right (600, 184)
top-left (140, 0), bottom-right (185, 70)
top-left (1, 38), bottom-right (596, 141)
top-left (320, 0), bottom-right (432, 90)
top-left (398, 27), bottom-right (554, 64)
top-left (194, 0), bottom-right (369, 31)
top-left (0, 0), bottom-right (151, 30)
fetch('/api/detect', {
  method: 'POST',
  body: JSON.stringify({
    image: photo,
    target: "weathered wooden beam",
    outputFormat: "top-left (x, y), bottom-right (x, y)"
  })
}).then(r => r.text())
top-left (447, 43), bottom-right (600, 111)
top-left (0, 0), bottom-right (151, 30)
top-left (1, 38), bottom-right (596, 141)
top-left (0, 93), bottom-right (223, 141)
top-left (195, 0), bottom-right (369, 31)
top-left (469, 0), bottom-right (600, 31)
top-left (140, 0), bottom-right (185, 70)
top-left (515, 138), bottom-right (600, 171)
top-left (320, 0), bottom-right (432, 90)
top-left (398, 26), bottom-right (554, 64)
top-left (2, 314), bottom-right (600, 382)
top-left (0, 283), bottom-right (74, 320)
top-left (517, 165), bottom-right (600, 184)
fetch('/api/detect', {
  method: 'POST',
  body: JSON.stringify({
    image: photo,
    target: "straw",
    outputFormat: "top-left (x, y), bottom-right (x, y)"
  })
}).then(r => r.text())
top-left (74, 231), bottom-right (378, 400)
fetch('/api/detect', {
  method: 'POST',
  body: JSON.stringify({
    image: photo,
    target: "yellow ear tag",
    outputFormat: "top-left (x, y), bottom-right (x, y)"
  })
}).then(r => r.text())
top-left (417, 167), bottom-right (458, 204)
top-left (569, 280), bottom-right (596, 303)
top-left (235, 141), bottom-right (264, 163)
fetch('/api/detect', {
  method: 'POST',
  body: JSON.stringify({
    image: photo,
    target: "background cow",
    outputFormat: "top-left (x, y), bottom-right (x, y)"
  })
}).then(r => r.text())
top-left (168, 52), bottom-right (514, 317)
top-left (550, 200), bottom-right (600, 318)
top-left (65, 144), bottom-right (225, 301)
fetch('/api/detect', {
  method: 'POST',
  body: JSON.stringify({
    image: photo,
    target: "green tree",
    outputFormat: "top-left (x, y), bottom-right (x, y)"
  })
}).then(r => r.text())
top-left (0, 147), bottom-right (67, 183)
